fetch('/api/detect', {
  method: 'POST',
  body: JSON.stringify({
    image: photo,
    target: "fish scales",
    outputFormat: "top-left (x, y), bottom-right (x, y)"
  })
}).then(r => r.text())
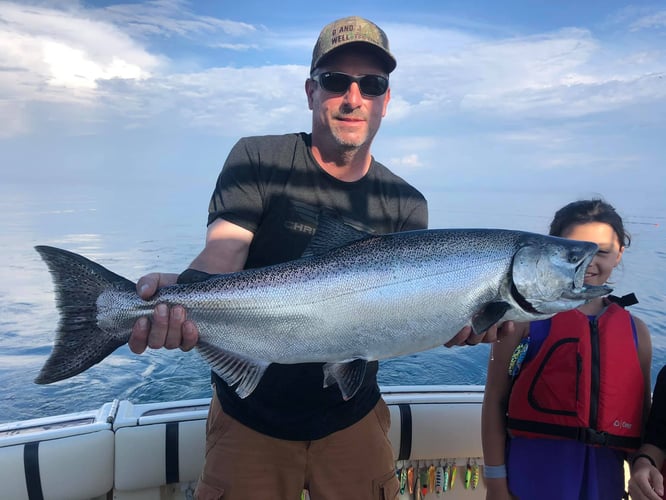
top-left (99, 230), bottom-right (516, 362)
top-left (34, 225), bottom-right (611, 399)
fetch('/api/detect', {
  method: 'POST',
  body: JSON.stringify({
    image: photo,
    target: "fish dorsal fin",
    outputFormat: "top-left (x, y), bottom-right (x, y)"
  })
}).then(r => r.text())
top-left (196, 342), bottom-right (270, 399)
top-left (301, 211), bottom-right (373, 258)
top-left (322, 359), bottom-right (368, 401)
top-left (471, 301), bottom-right (511, 335)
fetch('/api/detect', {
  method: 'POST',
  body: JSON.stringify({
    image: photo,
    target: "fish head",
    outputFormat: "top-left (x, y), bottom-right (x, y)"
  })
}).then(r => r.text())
top-left (510, 234), bottom-right (612, 316)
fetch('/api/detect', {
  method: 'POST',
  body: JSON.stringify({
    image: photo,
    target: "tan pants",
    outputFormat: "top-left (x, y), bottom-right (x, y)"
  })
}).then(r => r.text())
top-left (195, 393), bottom-right (399, 500)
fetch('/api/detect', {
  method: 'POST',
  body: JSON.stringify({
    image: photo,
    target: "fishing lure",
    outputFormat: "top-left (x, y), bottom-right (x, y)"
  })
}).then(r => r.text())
top-left (420, 467), bottom-right (429, 497)
top-left (399, 465), bottom-right (408, 494)
top-left (407, 465), bottom-right (415, 494)
top-left (435, 464), bottom-right (444, 495)
top-left (508, 336), bottom-right (530, 377)
top-left (464, 460), bottom-right (472, 489)
top-left (428, 464), bottom-right (436, 493)
top-left (449, 462), bottom-right (457, 490)
top-left (415, 468), bottom-right (422, 500)
top-left (471, 459), bottom-right (480, 489)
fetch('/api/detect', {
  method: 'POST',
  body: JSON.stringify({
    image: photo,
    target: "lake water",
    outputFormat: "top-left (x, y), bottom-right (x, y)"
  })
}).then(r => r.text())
top-left (0, 181), bottom-right (664, 424)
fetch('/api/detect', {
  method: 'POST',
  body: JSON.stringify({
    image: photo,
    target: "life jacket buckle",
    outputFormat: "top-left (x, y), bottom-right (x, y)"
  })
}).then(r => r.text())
top-left (581, 428), bottom-right (609, 446)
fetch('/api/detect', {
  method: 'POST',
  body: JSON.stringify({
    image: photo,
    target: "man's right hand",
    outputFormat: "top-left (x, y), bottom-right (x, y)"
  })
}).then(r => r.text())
top-left (128, 272), bottom-right (199, 354)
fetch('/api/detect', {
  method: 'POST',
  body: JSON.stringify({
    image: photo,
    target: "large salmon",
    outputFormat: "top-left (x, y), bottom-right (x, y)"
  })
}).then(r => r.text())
top-left (34, 218), bottom-right (610, 400)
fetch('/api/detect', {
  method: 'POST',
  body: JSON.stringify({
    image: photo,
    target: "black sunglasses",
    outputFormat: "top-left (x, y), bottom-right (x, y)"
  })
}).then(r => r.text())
top-left (312, 72), bottom-right (389, 97)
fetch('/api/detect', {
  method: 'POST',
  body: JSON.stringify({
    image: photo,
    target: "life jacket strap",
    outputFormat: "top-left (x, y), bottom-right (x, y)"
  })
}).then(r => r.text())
top-left (507, 417), bottom-right (641, 450)
top-left (607, 293), bottom-right (639, 307)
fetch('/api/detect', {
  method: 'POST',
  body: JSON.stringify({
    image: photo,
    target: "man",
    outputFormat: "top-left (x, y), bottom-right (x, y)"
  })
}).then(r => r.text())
top-left (129, 16), bottom-right (496, 500)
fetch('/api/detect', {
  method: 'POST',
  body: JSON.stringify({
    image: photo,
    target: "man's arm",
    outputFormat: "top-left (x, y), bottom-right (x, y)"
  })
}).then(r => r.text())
top-left (128, 219), bottom-right (254, 354)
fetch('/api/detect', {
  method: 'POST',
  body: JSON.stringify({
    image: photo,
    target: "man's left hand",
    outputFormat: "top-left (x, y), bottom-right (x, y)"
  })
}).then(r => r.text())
top-left (444, 322), bottom-right (515, 347)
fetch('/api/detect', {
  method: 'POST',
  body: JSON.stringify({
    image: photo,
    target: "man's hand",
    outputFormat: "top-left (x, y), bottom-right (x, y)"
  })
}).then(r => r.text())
top-left (444, 321), bottom-right (515, 348)
top-left (128, 272), bottom-right (199, 354)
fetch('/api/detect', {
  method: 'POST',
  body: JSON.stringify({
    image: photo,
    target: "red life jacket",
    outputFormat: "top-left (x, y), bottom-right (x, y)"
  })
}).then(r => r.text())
top-left (506, 303), bottom-right (644, 451)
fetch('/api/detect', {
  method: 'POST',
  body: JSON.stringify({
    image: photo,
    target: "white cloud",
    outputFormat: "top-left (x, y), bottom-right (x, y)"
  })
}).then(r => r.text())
top-left (389, 153), bottom-right (423, 169)
top-left (0, 1), bottom-right (160, 72)
top-left (0, 0), bottom-right (162, 134)
top-left (98, 0), bottom-right (259, 41)
top-left (46, 64), bottom-right (310, 138)
top-left (388, 23), bottom-right (666, 122)
top-left (629, 10), bottom-right (666, 31)
top-left (5, 1), bottom-right (662, 137)
top-left (0, 1), bottom-right (312, 138)
top-left (538, 152), bottom-right (642, 171)
top-left (43, 40), bottom-right (149, 89)
top-left (209, 43), bottom-right (259, 51)
top-left (0, 0), bottom-right (663, 198)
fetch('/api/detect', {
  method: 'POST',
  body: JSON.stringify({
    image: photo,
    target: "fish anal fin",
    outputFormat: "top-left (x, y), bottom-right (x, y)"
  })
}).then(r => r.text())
top-left (197, 342), bottom-right (269, 399)
top-left (471, 301), bottom-right (511, 335)
top-left (322, 359), bottom-right (368, 401)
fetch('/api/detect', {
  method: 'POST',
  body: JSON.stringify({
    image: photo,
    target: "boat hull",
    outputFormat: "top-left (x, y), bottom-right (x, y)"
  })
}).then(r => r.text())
top-left (0, 386), bottom-right (487, 499)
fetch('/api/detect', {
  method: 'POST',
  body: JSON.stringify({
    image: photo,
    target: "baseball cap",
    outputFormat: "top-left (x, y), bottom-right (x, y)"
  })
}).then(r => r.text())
top-left (310, 16), bottom-right (397, 74)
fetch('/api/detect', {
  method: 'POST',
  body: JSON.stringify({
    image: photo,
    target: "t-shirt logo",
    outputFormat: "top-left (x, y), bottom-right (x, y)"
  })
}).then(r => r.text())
top-left (283, 201), bottom-right (318, 236)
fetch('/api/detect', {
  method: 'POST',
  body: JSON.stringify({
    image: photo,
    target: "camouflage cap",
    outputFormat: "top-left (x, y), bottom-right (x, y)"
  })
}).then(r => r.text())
top-left (310, 16), bottom-right (397, 74)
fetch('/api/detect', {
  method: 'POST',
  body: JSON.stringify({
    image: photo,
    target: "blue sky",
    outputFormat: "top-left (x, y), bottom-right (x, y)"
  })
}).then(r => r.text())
top-left (1, 0), bottom-right (665, 220)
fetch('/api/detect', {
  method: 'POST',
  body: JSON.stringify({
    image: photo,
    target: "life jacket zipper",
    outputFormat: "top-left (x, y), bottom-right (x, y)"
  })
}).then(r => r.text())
top-left (589, 317), bottom-right (600, 429)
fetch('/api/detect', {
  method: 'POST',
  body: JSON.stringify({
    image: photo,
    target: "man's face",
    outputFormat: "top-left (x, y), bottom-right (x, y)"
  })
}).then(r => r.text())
top-left (306, 50), bottom-right (390, 153)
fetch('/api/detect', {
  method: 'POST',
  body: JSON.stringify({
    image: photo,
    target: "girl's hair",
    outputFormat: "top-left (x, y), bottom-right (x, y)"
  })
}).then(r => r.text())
top-left (549, 199), bottom-right (631, 248)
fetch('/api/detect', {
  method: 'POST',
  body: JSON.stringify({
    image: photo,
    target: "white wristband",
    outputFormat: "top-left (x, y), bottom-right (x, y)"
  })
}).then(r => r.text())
top-left (483, 464), bottom-right (507, 479)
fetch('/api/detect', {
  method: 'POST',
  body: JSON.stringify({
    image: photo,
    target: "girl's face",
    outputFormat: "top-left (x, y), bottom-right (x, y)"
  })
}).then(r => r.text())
top-left (561, 222), bottom-right (624, 286)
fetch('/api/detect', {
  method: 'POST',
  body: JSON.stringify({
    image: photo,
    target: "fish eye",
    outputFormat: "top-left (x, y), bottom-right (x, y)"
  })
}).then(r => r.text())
top-left (568, 252), bottom-right (581, 264)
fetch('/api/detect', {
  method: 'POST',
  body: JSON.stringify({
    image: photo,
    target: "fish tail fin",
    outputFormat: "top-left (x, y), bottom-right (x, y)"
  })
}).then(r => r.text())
top-left (34, 245), bottom-right (136, 384)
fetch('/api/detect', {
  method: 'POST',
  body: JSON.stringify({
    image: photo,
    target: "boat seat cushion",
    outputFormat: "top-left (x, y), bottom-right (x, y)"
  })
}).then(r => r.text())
top-left (115, 420), bottom-right (205, 491)
top-left (0, 430), bottom-right (114, 500)
top-left (113, 401), bottom-right (482, 490)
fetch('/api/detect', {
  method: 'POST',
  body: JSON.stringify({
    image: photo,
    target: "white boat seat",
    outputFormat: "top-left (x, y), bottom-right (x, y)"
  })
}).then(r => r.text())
top-left (111, 387), bottom-right (484, 492)
top-left (386, 398), bottom-right (484, 460)
top-left (114, 418), bottom-right (205, 490)
top-left (0, 407), bottom-right (115, 500)
top-left (0, 387), bottom-right (486, 499)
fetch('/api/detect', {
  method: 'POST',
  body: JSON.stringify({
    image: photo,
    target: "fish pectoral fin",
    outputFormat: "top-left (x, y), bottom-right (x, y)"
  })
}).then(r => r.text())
top-left (471, 301), bottom-right (511, 334)
top-left (196, 342), bottom-right (270, 399)
top-left (322, 359), bottom-right (368, 401)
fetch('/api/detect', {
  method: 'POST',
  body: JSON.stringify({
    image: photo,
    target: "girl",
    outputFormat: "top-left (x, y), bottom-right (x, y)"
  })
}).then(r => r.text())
top-left (482, 199), bottom-right (652, 500)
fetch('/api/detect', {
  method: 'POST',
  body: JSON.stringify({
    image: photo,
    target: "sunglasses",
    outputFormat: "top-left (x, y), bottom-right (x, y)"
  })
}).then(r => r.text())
top-left (312, 72), bottom-right (389, 97)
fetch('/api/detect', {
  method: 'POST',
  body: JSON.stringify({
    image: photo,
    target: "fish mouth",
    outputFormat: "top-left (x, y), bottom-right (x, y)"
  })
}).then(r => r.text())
top-left (561, 252), bottom-right (612, 300)
top-left (573, 253), bottom-right (591, 289)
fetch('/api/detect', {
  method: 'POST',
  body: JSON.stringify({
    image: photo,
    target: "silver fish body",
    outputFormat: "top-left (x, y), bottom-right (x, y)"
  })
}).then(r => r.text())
top-left (34, 226), bottom-right (610, 399)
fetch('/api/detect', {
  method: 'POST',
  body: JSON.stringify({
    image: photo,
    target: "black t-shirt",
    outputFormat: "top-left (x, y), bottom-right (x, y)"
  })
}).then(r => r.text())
top-left (645, 365), bottom-right (666, 450)
top-left (207, 132), bottom-right (428, 440)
